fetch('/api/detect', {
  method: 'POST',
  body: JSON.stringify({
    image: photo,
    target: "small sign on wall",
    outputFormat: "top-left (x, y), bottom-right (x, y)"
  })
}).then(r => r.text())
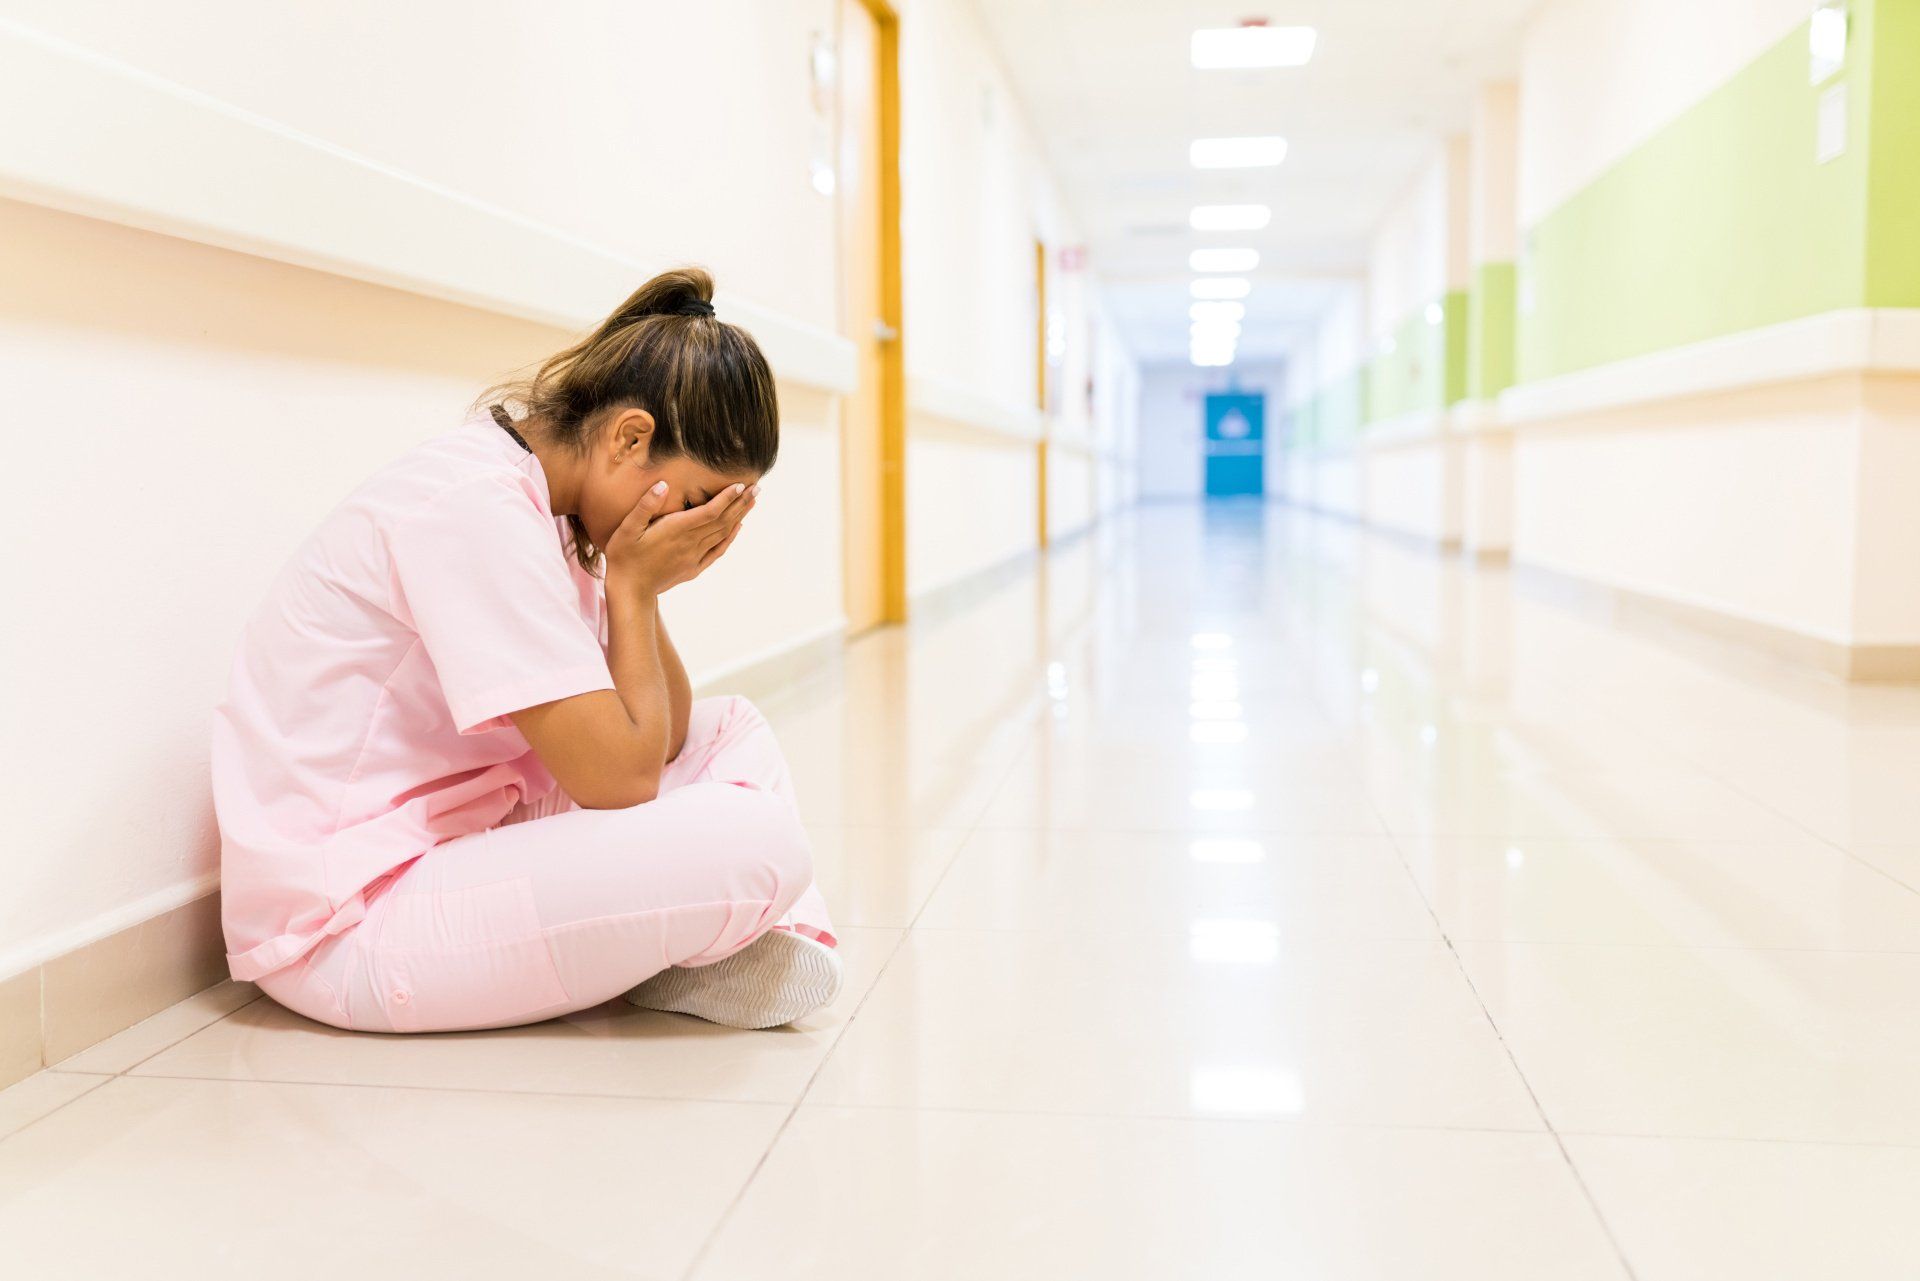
top-left (1810, 2), bottom-right (1848, 85)
top-left (1817, 82), bottom-right (1848, 164)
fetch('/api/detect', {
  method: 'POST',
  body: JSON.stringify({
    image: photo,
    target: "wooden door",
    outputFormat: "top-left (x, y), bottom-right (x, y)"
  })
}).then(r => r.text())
top-left (837, 0), bottom-right (905, 630)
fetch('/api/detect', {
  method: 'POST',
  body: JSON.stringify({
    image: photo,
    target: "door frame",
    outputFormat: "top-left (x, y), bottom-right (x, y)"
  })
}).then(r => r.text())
top-left (1034, 235), bottom-right (1049, 550)
top-left (853, 0), bottom-right (907, 625)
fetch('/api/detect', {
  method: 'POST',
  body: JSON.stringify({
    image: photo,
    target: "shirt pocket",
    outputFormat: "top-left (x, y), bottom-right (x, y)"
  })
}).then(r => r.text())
top-left (362, 876), bottom-right (571, 1033)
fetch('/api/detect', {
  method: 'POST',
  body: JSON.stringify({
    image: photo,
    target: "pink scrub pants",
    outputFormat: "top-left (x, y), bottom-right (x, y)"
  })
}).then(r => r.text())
top-left (255, 696), bottom-right (834, 1034)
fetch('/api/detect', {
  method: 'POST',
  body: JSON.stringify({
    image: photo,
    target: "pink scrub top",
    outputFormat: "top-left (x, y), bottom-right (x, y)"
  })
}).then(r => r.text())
top-left (212, 416), bottom-right (615, 982)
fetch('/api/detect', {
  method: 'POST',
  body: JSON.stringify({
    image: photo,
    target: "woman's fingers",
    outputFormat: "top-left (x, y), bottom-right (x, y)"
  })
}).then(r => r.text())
top-left (697, 483), bottom-right (749, 526)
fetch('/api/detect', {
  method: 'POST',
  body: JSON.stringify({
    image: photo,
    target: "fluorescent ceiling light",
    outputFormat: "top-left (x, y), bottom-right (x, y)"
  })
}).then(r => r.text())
top-left (1189, 246), bottom-right (1260, 273)
top-left (1191, 321), bottom-right (1242, 344)
top-left (1190, 277), bottom-right (1251, 300)
top-left (1189, 136), bottom-right (1288, 169)
top-left (1190, 204), bottom-right (1271, 231)
top-left (1190, 301), bottom-right (1246, 322)
top-left (1189, 350), bottom-right (1235, 367)
top-left (1191, 25), bottom-right (1317, 70)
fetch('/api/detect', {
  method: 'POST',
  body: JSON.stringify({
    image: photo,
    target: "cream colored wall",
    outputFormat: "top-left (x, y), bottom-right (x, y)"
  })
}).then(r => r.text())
top-left (1092, 310), bottom-right (1141, 514)
top-left (1310, 455), bottom-right (1365, 519)
top-left (1367, 158), bottom-right (1448, 342)
top-left (1853, 380), bottom-right (1920, 643)
top-left (1365, 441), bottom-right (1463, 544)
top-left (1517, 0), bottom-right (1810, 225)
top-left (898, 0), bottom-right (1045, 408)
top-left (1313, 287), bottom-right (1369, 391)
top-left (1049, 447), bottom-right (1096, 539)
top-left (907, 423), bottom-right (1039, 596)
top-left (897, 0), bottom-right (1134, 595)
top-left (1469, 83), bottom-right (1520, 267)
top-left (1, 0), bottom-right (842, 328)
top-left (1511, 380), bottom-right (1864, 643)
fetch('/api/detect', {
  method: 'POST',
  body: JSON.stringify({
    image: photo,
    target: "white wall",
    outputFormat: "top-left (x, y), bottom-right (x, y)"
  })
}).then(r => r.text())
top-left (1517, 0), bottom-right (1810, 225)
top-left (897, 0), bottom-right (1135, 596)
top-left (1511, 382), bottom-right (1862, 643)
top-left (1367, 154), bottom-right (1451, 338)
top-left (1469, 82), bottom-right (1520, 267)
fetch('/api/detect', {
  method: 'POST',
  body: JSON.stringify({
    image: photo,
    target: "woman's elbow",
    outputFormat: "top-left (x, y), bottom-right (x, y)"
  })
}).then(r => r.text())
top-left (571, 766), bottom-right (661, 810)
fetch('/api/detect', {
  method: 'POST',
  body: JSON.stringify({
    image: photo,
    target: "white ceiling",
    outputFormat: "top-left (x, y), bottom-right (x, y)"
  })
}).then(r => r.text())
top-left (970, 0), bottom-right (1541, 365)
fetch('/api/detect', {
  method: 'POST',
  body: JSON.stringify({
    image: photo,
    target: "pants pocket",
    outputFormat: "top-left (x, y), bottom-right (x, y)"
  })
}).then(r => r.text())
top-left (363, 877), bottom-right (572, 1033)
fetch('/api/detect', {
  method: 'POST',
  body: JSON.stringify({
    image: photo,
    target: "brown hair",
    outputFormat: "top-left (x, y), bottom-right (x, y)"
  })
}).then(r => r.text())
top-left (480, 267), bottom-right (779, 570)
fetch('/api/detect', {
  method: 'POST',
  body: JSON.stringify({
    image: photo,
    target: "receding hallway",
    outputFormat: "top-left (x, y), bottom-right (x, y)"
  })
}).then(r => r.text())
top-left (6, 501), bottom-right (1920, 1278)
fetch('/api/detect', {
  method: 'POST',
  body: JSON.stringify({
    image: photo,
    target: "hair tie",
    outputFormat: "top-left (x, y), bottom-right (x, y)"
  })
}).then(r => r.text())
top-left (676, 299), bottom-right (716, 318)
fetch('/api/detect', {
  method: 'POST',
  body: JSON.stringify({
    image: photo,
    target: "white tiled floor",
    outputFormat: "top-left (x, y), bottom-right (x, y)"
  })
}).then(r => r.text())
top-left (7, 503), bottom-right (1920, 1278)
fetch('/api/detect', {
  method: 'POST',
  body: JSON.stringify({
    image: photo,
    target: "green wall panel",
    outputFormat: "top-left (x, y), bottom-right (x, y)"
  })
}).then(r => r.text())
top-left (1443, 289), bottom-right (1470, 404)
top-left (1516, 12), bottom-right (1873, 382)
top-left (1361, 292), bottom-right (1466, 424)
top-left (1467, 262), bottom-right (1516, 400)
top-left (1865, 0), bottom-right (1920, 306)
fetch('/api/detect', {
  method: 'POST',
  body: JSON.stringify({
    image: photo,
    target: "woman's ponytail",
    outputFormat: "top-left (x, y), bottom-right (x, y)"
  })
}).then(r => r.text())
top-left (478, 266), bottom-right (778, 571)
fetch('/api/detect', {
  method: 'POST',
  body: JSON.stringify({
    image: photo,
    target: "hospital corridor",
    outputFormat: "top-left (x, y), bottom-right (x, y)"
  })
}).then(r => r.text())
top-left (3, 2), bottom-right (1919, 1278)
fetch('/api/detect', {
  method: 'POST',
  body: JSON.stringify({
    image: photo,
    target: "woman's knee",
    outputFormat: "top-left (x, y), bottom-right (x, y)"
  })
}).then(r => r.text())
top-left (679, 783), bottom-right (813, 895)
top-left (701, 693), bottom-right (768, 735)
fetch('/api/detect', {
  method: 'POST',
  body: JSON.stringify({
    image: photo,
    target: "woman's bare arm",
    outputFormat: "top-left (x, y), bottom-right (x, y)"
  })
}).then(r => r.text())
top-left (657, 613), bottom-right (693, 761)
top-left (509, 483), bottom-right (749, 808)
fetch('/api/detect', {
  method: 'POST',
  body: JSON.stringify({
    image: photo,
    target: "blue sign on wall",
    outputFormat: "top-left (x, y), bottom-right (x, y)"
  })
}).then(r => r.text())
top-left (1203, 391), bottom-right (1265, 497)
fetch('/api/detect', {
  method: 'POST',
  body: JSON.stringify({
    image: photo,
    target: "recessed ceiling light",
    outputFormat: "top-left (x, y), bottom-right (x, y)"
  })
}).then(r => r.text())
top-left (1191, 26), bottom-right (1317, 70)
top-left (1190, 204), bottom-right (1271, 231)
top-left (1189, 247), bottom-right (1260, 273)
top-left (1190, 277), bottom-right (1251, 300)
top-left (1189, 136), bottom-right (1289, 169)
top-left (1190, 300), bottom-right (1246, 322)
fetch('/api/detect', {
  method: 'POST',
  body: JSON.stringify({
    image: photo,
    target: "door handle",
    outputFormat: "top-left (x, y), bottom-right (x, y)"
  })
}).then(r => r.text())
top-left (873, 320), bottom-right (900, 342)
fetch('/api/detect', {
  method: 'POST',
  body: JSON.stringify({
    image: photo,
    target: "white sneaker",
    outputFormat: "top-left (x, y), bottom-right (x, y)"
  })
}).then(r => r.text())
top-left (624, 930), bottom-right (843, 1030)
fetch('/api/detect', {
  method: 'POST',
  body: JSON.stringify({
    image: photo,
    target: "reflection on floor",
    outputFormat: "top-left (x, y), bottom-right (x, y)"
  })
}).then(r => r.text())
top-left (7, 501), bottom-right (1920, 1279)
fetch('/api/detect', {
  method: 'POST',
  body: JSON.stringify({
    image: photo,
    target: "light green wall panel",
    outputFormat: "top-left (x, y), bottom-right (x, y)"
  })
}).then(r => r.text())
top-left (1443, 289), bottom-right (1470, 405)
top-left (1363, 294), bottom-right (1464, 423)
top-left (1467, 262), bottom-right (1516, 400)
top-left (1315, 369), bottom-right (1366, 448)
top-left (1365, 306), bottom-right (1433, 424)
top-left (1516, 13), bottom-right (1873, 382)
top-left (1865, 0), bottom-right (1920, 306)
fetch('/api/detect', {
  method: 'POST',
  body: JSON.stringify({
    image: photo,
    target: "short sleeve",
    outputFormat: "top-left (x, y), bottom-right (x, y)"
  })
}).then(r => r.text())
top-left (387, 474), bottom-right (614, 734)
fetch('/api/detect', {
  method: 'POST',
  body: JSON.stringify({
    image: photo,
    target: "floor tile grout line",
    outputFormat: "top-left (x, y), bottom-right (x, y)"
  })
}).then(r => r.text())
top-left (57, 1067), bottom-right (807, 1109)
top-left (33, 984), bottom-right (267, 1084)
top-left (0, 1071), bottom-right (116, 1149)
top-left (1680, 749), bottom-right (1920, 903)
top-left (1306, 628), bottom-right (1645, 1281)
top-left (881, 922), bottom-right (1920, 955)
top-left (1566, 673), bottom-right (1920, 906)
top-left (36, 1063), bottom-right (1920, 1152)
top-left (114, 992), bottom-right (269, 1079)
top-left (679, 630), bottom-right (1049, 1279)
top-left (1381, 818), bottom-right (1643, 1281)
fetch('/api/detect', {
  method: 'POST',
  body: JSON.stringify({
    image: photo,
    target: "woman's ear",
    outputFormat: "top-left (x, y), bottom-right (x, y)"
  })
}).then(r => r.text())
top-left (610, 408), bottom-right (657, 465)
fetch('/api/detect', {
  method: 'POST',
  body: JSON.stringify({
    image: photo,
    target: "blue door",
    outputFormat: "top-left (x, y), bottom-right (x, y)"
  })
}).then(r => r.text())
top-left (1203, 392), bottom-right (1264, 497)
